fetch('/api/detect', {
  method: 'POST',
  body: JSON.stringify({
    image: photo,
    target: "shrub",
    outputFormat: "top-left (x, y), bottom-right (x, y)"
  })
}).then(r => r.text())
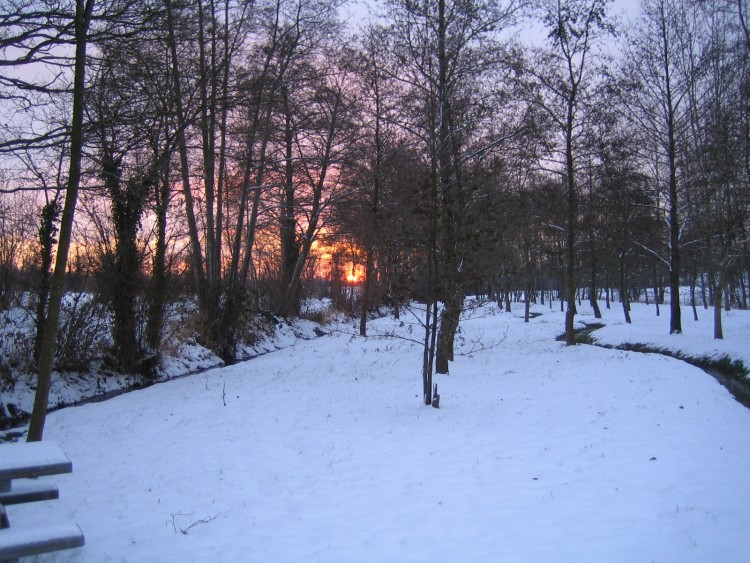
top-left (55, 292), bottom-right (110, 372)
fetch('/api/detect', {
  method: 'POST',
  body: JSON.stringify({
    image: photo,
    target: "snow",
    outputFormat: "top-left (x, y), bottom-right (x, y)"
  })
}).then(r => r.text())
top-left (3, 300), bottom-right (750, 562)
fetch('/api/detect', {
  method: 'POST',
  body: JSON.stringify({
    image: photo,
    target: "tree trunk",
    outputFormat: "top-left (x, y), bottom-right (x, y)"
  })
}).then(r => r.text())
top-left (103, 152), bottom-right (148, 375)
top-left (422, 169), bottom-right (439, 404)
top-left (434, 0), bottom-right (465, 375)
top-left (436, 291), bottom-right (461, 374)
top-left (422, 300), bottom-right (437, 406)
top-left (280, 88), bottom-right (299, 304)
top-left (359, 248), bottom-right (374, 337)
top-left (589, 246), bottom-right (601, 319)
top-left (28, 0), bottom-right (95, 442)
top-left (196, 0), bottom-right (223, 350)
top-left (663, 18), bottom-right (682, 334)
top-left (619, 254), bottom-right (631, 324)
top-left (689, 261), bottom-right (698, 321)
top-left (146, 171), bottom-right (170, 358)
top-left (524, 280), bottom-right (532, 323)
top-left (713, 273), bottom-right (724, 339)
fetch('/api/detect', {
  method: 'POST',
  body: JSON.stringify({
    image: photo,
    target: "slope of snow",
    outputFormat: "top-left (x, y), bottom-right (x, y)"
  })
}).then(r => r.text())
top-left (4, 301), bottom-right (750, 562)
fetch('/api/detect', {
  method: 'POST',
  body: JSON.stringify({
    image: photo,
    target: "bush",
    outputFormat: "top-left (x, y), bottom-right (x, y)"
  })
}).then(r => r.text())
top-left (55, 292), bottom-right (110, 372)
top-left (0, 310), bottom-right (35, 388)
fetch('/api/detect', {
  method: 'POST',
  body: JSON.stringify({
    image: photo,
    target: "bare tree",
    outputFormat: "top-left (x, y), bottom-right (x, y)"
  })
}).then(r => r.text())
top-left (387, 0), bottom-right (521, 402)
top-left (347, 26), bottom-right (401, 336)
top-left (25, 0), bottom-right (97, 441)
top-left (0, 192), bottom-right (38, 309)
top-left (682, 0), bottom-right (749, 336)
top-left (519, 0), bottom-right (614, 344)
top-left (163, 0), bottom-right (255, 356)
top-left (276, 53), bottom-right (359, 317)
top-left (622, 0), bottom-right (695, 334)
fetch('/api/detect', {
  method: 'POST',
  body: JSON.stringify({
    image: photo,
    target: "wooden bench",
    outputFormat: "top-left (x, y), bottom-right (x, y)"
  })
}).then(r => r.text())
top-left (0, 522), bottom-right (84, 561)
top-left (0, 481), bottom-right (59, 506)
top-left (0, 442), bottom-right (84, 562)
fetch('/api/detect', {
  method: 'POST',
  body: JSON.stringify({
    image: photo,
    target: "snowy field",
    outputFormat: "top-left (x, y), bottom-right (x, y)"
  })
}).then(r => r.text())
top-left (5, 300), bottom-right (750, 562)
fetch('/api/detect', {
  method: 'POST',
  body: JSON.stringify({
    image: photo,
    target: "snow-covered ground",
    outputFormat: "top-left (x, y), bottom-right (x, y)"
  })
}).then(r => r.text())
top-left (3, 300), bottom-right (750, 562)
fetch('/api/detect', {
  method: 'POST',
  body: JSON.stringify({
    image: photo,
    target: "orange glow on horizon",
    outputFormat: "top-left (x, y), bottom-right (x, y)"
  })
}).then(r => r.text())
top-left (344, 262), bottom-right (365, 284)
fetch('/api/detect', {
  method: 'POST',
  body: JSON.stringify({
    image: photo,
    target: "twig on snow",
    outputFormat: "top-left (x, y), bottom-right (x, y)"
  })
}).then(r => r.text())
top-left (167, 511), bottom-right (221, 535)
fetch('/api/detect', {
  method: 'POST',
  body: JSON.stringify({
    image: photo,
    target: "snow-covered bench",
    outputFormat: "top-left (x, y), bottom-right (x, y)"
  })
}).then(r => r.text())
top-left (0, 521), bottom-right (84, 561)
top-left (0, 442), bottom-right (84, 561)
top-left (0, 480), bottom-right (59, 505)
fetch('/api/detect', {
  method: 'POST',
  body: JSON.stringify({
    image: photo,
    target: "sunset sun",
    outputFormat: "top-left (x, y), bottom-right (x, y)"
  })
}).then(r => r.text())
top-left (344, 262), bottom-right (365, 284)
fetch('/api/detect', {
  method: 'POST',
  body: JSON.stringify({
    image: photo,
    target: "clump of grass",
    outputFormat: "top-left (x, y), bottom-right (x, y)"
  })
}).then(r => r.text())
top-left (299, 308), bottom-right (333, 325)
top-left (691, 355), bottom-right (748, 381)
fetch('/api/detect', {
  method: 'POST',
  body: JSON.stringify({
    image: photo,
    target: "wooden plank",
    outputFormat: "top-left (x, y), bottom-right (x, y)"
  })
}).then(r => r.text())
top-left (0, 523), bottom-right (84, 560)
top-left (0, 443), bottom-right (72, 481)
top-left (0, 481), bottom-right (59, 505)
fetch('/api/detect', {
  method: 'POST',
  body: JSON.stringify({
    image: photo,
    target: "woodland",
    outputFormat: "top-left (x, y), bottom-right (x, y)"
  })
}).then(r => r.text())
top-left (1, 0), bottom-right (749, 439)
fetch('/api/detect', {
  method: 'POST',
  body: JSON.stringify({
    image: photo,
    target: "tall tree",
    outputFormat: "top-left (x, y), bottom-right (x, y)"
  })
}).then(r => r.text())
top-left (521, 0), bottom-right (614, 345)
top-left (219, 0), bottom-right (319, 356)
top-left (88, 33), bottom-right (173, 375)
top-left (623, 0), bottom-right (694, 334)
top-left (388, 0), bottom-right (521, 402)
top-left (25, 0), bottom-right (97, 441)
top-left (684, 0), bottom-right (748, 336)
top-left (163, 0), bottom-right (253, 356)
top-left (341, 26), bottom-right (405, 336)
top-left (276, 51), bottom-right (359, 317)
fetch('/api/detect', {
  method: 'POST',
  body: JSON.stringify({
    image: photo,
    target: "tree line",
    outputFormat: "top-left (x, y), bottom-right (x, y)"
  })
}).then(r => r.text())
top-left (1, 0), bottom-right (749, 437)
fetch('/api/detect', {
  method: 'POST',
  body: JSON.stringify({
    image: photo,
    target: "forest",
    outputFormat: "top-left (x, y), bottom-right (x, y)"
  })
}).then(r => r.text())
top-left (1, 0), bottom-right (749, 439)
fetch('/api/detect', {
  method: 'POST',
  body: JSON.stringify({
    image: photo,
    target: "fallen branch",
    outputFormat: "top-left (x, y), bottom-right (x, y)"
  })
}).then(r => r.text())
top-left (180, 514), bottom-right (219, 535)
top-left (167, 511), bottom-right (220, 535)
